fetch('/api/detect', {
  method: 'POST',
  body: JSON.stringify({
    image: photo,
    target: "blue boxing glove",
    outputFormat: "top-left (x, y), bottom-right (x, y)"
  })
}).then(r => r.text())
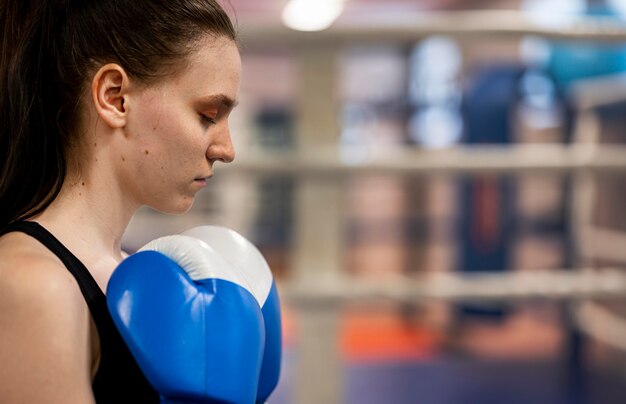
top-left (107, 234), bottom-right (265, 404)
top-left (181, 226), bottom-right (282, 404)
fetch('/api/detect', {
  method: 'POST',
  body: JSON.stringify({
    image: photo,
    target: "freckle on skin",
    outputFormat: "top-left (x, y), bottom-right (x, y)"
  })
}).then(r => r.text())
top-left (121, 156), bottom-right (126, 162)
top-left (82, 182), bottom-right (85, 186)
top-left (145, 150), bottom-right (149, 155)
top-left (95, 158), bottom-right (98, 162)
top-left (94, 142), bottom-right (97, 147)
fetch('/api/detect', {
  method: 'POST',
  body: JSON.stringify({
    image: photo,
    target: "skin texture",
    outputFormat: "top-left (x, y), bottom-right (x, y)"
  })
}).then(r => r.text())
top-left (0, 35), bottom-right (241, 403)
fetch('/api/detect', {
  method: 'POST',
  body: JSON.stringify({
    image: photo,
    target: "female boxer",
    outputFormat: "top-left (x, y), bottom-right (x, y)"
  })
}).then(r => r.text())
top-left (0, 0), bottom-right (240, 402)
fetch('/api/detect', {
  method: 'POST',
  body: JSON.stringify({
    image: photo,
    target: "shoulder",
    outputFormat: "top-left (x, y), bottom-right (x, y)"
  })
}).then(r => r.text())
top-left (0, 231), bottom-right (83, 307)
top-left (0, 232), bottom-right (95, 402)
top-left (0, 231), bottom-right (90, 339)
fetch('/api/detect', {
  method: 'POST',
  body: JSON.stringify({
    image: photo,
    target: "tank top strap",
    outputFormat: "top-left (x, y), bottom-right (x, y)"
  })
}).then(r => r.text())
top-left (0, 221), bottom-right (108, 321)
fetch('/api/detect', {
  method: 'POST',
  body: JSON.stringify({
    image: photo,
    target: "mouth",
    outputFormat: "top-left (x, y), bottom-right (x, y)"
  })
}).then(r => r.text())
top-left (194, 175), bottom-right (212, 186)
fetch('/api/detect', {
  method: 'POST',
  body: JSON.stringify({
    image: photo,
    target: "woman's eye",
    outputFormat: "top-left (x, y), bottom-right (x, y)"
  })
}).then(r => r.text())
top-left (200, 114), bottom-right (216, 126)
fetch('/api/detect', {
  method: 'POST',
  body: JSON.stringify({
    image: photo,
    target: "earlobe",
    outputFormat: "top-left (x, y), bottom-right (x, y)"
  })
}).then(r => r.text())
top-left (92, 64), bottom-right (130, 129)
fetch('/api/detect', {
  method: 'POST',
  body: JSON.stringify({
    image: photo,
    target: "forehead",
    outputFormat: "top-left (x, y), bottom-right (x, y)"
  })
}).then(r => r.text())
top-left (165, 36), bottom-right (241, 97)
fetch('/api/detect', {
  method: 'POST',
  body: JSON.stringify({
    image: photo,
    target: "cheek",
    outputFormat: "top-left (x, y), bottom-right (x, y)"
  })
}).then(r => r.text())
top-left (144, 117), bottom-right (207, 174)
top-left (128, 97), bottom-right (206, 177)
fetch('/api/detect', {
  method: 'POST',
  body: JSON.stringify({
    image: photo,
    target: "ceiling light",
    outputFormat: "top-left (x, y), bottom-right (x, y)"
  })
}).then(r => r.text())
top-left (282, 0), bottom-right (345, 32)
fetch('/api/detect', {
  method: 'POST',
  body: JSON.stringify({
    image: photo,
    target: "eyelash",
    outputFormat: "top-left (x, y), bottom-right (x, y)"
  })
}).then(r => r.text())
top-left (200, 114), bottom-right (216, 126)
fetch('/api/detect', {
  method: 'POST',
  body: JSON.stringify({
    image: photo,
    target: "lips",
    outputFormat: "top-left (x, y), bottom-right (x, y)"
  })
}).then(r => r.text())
top-left (194, 175), bottom-right (212, 181)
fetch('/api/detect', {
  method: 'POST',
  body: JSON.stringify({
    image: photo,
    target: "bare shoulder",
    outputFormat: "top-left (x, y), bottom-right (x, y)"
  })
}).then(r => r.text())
top-left (0, 232), bottom-right (95, 403)
top-left (0, 231), bottom-right (88, 336)
top-left (0, 232), bottom-right (80, 302)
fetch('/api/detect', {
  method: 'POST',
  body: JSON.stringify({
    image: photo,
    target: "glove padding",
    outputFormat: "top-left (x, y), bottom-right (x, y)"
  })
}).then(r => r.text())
top-left (181, 226), bottom-right (282, 403)
top-left (107, 234), bottom-right (264, 404)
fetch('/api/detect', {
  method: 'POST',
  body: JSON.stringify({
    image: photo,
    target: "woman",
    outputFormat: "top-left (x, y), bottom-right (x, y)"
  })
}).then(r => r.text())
top-left (0, 0), bottom-right (240, 402)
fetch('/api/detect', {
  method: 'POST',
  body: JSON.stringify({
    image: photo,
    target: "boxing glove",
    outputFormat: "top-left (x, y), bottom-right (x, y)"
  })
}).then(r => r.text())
top-left (107, 234), bottom-right (265, 404)
top-left (181, 226), bottom-right (282, 403)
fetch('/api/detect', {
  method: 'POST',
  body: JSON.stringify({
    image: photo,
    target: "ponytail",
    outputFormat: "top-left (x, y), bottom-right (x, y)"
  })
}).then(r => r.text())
top-left (0, 0), bottom-right (237, 230)
top-left (0, 0), bottom-right (67, 229)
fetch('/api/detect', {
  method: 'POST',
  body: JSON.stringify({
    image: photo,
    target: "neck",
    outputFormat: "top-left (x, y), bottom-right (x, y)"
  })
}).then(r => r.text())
top-left (34, 170), bottom-right (139, 262)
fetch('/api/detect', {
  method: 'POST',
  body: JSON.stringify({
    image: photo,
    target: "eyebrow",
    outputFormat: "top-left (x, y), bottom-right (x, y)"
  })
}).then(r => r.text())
top-left (197, 94), bottom-right (239, 110)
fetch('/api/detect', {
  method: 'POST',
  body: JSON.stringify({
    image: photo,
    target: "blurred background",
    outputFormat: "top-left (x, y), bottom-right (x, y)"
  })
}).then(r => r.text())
top-left (123, 0), bottom-right (626, 403)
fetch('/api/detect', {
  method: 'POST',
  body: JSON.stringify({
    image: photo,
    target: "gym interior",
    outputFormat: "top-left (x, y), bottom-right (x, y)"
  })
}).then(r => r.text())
top-left (122, 1), bottom-right (626, 403)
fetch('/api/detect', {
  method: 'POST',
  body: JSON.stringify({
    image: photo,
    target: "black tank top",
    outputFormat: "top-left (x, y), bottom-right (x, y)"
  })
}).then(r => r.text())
top-left (0, 221), bottom-right (159, 403)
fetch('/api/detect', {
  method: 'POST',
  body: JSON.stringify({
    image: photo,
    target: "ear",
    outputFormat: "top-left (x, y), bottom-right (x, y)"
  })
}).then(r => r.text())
top-left (92, 63), bottom-right (130, 129)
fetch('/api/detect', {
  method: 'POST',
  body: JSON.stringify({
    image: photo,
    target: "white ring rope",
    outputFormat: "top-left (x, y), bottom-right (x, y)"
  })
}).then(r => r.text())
top-left (575, 301), bottom-right (626, 352)
top-left (281, 268), bottom-right (626, 305)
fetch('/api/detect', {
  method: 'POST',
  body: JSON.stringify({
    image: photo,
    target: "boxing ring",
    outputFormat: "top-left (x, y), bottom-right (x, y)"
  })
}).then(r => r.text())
top-left (121, 10), bottom-right (626, 403)
top-left (226, 141), bottom-right (626, 404)
top-left (232, 13), bottom-right (626, 404)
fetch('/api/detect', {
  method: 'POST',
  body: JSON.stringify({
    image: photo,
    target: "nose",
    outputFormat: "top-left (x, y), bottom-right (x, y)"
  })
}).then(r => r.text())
top-left (207, 124), bottom-right (235, 163)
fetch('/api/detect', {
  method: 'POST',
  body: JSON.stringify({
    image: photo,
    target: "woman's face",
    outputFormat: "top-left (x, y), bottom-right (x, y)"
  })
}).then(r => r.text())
top-left (121, 36), bottom-right (241, 214)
